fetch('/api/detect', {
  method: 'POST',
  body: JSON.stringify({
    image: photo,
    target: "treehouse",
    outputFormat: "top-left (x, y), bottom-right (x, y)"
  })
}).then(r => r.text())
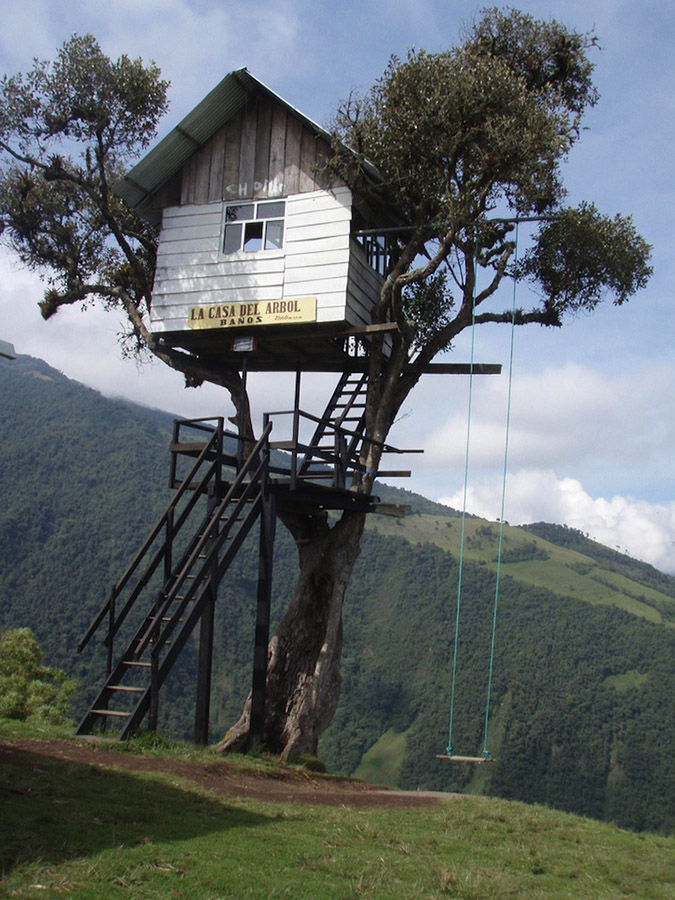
top-left (117, 68), bottom-right (404, 372)
top-left (75, 71), bottom-right (500, 749)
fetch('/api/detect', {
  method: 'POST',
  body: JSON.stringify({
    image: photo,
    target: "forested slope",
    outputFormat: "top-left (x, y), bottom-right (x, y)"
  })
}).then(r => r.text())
top-left (1, 355), bottom-right (673, 833)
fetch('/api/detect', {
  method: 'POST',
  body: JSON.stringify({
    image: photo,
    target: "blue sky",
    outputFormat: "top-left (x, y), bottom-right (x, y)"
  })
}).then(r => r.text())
top-left (0, 0), bottom-right (673, 572)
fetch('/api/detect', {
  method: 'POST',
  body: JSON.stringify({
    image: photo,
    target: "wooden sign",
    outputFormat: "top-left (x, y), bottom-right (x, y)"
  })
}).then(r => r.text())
top-left (187, 297), bottom-right (317, 330)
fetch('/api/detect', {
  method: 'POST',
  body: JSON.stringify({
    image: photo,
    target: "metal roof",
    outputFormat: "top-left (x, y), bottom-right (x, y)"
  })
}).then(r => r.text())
top-left (116, 68), bottom-right (378, 216)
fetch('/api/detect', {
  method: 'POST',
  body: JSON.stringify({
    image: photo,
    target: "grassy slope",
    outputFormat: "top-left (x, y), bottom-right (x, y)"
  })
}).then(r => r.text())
top-left (369, 514), bottom-right (675, 625)
top-left (1, 727), bottom-right (673, 900)
top-left (354, 728), bottom-right (409, 788)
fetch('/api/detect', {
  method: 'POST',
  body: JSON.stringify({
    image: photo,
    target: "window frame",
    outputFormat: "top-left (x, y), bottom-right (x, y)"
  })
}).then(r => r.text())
top-left (222, 199), bottom-right (286, 256)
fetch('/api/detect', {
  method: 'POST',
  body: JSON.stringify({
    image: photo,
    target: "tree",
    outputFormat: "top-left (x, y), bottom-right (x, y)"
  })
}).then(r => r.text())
top-left (0, 34), bottom-right (251, 420)
top-left (0, 628), bottom-right (75, 722)
top-left (0, 12), bottom-right (651, 759)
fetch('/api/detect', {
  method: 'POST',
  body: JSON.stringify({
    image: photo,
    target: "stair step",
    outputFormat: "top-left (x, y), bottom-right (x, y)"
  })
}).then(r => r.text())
top-left (124, 661), bottom-right (151, 668)
top-left (108, 685), bottom-right (145, 693)
top-left (90, 709), bottom-right (131, 717)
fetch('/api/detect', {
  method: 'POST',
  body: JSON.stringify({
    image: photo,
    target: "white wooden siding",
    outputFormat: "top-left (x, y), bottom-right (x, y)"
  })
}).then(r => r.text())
top-left (346, 240), bottom-right (384, 327)
top-left (281, 188), bottom-right (351, 320)
top-left (150, 186), bottom-right (381, 333)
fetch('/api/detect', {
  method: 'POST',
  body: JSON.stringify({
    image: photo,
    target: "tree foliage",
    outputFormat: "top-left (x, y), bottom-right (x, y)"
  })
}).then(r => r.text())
top-left (0, 34), bottom-right (245, 401)
top-left (0, 628), bottom-right (75, 722)
top-left (332, 7), bottom-right (651, 369)
top-left (0, 35), bottom-right (166, 348)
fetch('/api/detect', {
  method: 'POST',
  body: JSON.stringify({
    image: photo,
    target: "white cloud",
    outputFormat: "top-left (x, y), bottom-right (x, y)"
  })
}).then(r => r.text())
top-left (439, 468), bottom-right (675, 575)
top-left (423, 361), bottom-right (675, 499)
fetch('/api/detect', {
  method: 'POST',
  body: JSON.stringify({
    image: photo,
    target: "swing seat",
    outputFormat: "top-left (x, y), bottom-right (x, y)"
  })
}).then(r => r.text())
top-left (436, 755), bottom-right (495, 763)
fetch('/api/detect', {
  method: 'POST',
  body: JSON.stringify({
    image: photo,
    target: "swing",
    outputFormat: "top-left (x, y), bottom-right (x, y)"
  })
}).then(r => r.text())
top-left (439, 225), bottom-right (519, 765)
top-left (436, 754), bottom-right (495, 763)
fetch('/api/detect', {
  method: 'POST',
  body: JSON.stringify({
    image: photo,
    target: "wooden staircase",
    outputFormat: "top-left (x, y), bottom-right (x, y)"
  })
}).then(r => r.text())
top-left (297, 372), bottom-right (369, 488)
top-left (75, 372), bottom-right (417, 743)
top-left (75, 421), bottom-right (271, 740)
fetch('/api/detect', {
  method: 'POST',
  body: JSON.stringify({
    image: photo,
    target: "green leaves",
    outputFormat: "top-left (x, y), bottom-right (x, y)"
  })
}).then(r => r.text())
top-left (0, 34), bottom-right (168, 158)
top-left (334, 13), bottom-right (598, 230)
top-left (465, 7), bottom-right (599, 116)
top-left (0, 35), bottom-right (166, 340)
top-left (0, 628), bottom-right (75, 722)
top-left (331, 9), bottom-right (651, 353)
top-left (516, 204), bottom-right (653, 317)
top-left (401, 272), bottom-right (455, 351)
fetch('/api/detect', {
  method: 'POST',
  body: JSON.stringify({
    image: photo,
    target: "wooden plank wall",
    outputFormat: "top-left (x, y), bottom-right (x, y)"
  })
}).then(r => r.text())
top-left (283, 187), bottom-right (352, 323)
top-left (151, 188), bottom-right (374, 333)
top-left (347, 241), bottom-right (385, 328)
top-left (179, 96), bottom-right (333, 206)
top-left (150, 203), bottom-right (285, 331)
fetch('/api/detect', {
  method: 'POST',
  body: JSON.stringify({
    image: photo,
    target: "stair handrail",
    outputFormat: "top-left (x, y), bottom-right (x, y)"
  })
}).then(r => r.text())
top-left (136, 420), bottom-right (273, 657)
top-left (266, 406), bottom-right (415, 455)
top-left (78, 421), bottom-right (224, 653)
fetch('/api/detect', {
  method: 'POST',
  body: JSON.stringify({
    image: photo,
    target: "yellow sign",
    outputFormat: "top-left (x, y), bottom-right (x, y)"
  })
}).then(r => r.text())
top-left (187, 297), bottom-right (317, 330)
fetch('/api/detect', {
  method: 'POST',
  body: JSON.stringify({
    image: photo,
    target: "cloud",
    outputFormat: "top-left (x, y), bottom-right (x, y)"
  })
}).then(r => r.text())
top-left (423, 361), bottom-right (675, 498)
top-left (0, 1), bottom-right (310, 125)
top-left (439, 468), bottom-right (675, 575)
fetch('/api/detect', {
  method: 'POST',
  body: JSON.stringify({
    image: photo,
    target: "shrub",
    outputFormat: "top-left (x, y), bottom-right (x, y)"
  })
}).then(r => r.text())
top-left (0, 628), bottom-right (75, 722)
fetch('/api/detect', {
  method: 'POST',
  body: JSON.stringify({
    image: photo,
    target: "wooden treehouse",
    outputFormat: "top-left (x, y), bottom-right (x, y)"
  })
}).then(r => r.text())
top-left (76, 70), bottom-right (499, 745)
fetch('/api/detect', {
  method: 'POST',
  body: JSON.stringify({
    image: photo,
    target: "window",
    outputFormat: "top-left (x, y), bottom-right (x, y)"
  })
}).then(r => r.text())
top-left (223, 200), bottom-right (285, 254)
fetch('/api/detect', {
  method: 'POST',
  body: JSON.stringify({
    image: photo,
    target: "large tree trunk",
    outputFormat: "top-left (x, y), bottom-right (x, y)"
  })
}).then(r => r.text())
top-left (215, 508), bottom-right (366, 759)
top-left (216, 343), bottom-right (409, 759)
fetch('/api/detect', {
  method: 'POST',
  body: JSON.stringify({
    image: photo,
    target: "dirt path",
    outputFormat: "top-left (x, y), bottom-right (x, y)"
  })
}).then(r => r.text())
top-left (1, 738), bottom-right (454, 809)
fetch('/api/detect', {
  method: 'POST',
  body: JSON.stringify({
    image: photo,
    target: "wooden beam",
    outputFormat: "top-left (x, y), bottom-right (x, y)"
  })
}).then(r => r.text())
top-left (436, 755), bottom-right (495, 763)
top-left (371, 504), bottom-right (411, 518)
top-left (412, 363), bottom-right (502, 375)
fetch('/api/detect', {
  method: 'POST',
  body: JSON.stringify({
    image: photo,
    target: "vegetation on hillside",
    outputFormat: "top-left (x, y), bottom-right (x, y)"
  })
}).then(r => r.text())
top-left (0, 628), bottom-right (74, 722)
top-left (1, 355), bottom-right (674, 834)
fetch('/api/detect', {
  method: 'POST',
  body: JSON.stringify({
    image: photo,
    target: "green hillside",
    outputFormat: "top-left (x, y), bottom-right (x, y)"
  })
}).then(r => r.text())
top-left (1, 355), bottom-right (674, 834)
top-left (368, 513), bottom-right (674, 624)
top-left (2, 726), bottom-right (673, 900)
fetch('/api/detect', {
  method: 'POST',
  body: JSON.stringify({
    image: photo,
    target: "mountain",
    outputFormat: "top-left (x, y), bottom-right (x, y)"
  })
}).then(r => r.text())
top-left (1, 355), bottom-right (673, 834)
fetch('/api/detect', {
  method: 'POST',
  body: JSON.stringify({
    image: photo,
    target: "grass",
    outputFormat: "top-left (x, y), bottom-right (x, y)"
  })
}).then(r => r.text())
top-left (354, 728), bottom-right (408, 787)
top-left (604, 669), bottom-right (649, 693)
top-left (1, 732), bottom-right (674, 899)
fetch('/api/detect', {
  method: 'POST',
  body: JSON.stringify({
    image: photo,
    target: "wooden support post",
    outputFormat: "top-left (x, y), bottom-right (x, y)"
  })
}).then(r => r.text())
top-left (194, 489), bottom-right (218, 745)
top-left (291, 370), bottom-right (301, 490)
top-left (194, 580), bottom-right (216, 745)
top-left (149, 651), bottom-right (159, 732)
top-left (249, 482), bottom-right (276, 748)
top-left (237, 355), bottom-right (249, 472)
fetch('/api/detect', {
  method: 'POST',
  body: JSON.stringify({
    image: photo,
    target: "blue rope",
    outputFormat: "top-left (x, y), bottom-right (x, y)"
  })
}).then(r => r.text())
top-left (446, 225), bottom-right (519, 761)
top-left (446, 247), bottom-right (478, 757)
top-left (481, 222), bottom-right (519, 759)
